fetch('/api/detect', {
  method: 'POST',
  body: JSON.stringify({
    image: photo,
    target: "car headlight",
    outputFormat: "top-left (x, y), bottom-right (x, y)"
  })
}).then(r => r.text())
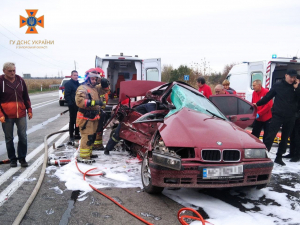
top-left (244, 149), bottom-right (266, 158)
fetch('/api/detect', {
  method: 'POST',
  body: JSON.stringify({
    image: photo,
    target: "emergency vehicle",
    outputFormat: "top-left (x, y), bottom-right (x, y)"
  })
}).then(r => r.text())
top-left (95, 53), bottom-right (161, 112)
top-left (226, 56), bottom-right (300, 102)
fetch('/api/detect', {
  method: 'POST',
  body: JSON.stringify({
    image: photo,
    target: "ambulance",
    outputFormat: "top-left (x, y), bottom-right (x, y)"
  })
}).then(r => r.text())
top-left (226, 56), bottom-right (300, 102)
top-left (95, 53), bottom-right (161, 112)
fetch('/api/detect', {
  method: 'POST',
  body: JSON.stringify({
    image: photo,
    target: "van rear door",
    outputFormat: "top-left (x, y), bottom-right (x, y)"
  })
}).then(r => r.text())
top-left (95, 56), bottom-right (102, 68)
top-left (143, 58), bottom-right (161, 81)
top-left (209, 95), bottom-right (256, 129)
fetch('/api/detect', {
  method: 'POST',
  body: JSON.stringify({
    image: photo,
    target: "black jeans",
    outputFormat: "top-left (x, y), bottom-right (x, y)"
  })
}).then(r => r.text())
top-left (68, 104), bottom-right (79, 137)
top-left (289, 117), bottom-right (300, 157)
top-left (251, 119), bottom-right (271, 141)
top-left (264, 114), bottom-right (295, 156)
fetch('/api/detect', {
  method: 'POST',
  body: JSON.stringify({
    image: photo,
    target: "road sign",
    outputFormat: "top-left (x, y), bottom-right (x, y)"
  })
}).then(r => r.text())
top-left (184, 75), bottom-right (189, 81)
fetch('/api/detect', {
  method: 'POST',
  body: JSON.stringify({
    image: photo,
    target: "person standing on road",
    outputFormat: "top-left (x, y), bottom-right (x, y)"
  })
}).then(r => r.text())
top-left (197, 77), bottom-right (212, 98)
top-left (251, 79), bottom-right (273, 141)
top-left (0, 62), bottom-right (32, 167)
top-left (283, 74), bottom-right (300, 162)
top-left (75, 71), bottom-right (109, 163)
top-left (254, 70), bottom-right (300, 166)
top-left (64, 70), bottom-right (80, 142)
top-left (93, 68), bottom-right (109, 150)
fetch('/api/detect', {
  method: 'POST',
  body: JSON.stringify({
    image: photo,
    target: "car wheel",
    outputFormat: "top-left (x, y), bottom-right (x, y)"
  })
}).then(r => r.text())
top-left (59, 101), bottom-right (64, 106)
top-left (141, 153), bottom-right (164, 194)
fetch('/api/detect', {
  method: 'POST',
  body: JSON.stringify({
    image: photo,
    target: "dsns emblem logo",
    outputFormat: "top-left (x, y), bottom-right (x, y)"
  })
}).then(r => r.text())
top-left (20, 10), bottom-right (44, 34)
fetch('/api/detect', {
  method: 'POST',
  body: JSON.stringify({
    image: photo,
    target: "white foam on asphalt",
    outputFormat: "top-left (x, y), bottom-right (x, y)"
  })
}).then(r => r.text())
top-left (53, 146), bottom-right (300, 225)
top-left (53, 151), bottom-right (142, 192)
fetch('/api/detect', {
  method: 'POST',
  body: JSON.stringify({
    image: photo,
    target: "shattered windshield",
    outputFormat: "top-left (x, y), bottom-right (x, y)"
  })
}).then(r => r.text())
top-left (165, 84), bottom-right (227, 120)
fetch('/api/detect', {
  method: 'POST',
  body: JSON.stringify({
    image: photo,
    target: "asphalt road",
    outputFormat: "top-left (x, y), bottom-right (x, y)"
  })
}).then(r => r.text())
top-left (0, 91), bottom-right (186, 225)
top-left (0, 91), bottom-right (299, 225)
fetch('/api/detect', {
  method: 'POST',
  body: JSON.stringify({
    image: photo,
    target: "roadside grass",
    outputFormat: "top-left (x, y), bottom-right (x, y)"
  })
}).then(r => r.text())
top-left (24, 79), bottom-right (62, 93)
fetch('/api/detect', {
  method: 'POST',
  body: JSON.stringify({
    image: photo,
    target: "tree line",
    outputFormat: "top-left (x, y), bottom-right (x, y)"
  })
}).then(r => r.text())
top-left (161, 60), bottom-right (237, 90)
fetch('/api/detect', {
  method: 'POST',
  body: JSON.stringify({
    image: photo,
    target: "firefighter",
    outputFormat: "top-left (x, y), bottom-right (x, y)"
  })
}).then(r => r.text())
top-left (75, 71), bottom-right (109, 163)
top-left (93, 70), bottom-right (109, 150)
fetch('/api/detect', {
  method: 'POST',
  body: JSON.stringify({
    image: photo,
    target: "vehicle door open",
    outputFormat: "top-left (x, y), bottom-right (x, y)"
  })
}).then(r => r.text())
top-left (209, 95), bottom-right (256, 129)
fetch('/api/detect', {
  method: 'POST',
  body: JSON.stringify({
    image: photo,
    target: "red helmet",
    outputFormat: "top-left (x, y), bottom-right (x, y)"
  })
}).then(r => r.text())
top-left (85, 68), bottom-right (105, 77)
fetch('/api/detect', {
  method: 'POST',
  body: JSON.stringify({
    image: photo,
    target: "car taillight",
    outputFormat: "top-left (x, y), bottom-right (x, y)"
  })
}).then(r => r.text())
top-left (59, 86), bottom-right (64, 90)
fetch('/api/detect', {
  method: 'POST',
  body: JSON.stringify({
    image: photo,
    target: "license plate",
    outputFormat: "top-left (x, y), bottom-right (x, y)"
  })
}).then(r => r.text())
top-left (203, 165), bottom-right (243, 179)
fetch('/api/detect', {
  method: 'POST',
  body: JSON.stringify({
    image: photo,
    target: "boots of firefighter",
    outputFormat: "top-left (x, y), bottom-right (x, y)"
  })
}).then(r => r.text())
top-left (93, 132), bottom-right (104, 150)
top-left (90, 146), bottom-right (98, 158)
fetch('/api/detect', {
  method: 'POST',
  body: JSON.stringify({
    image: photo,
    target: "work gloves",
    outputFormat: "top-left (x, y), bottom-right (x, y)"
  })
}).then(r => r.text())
top-left (101, 78), bottom-right (110, 88)
top-left (86, 99), bottom-right (104, 107)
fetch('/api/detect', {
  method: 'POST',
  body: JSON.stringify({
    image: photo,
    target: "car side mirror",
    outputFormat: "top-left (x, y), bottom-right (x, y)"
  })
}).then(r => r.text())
top-left (228, 115), bottom-right (237, 122)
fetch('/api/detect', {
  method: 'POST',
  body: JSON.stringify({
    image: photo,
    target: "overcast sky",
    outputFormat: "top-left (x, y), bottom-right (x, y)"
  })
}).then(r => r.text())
top-left (0, 0), bottom-right (300, 77)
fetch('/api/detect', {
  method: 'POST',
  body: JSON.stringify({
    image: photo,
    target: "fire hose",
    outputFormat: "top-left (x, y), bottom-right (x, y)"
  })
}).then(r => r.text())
top-left (11, 127), bottom-right (210, 225)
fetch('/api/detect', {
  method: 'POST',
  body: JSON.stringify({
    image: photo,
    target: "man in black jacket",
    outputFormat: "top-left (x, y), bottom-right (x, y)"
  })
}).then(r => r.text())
top-left (283, 74), bottom-right (300, 162)
top-left (64, 70), bottom-right (80, 141)
top-left (254, 69), bottom-right (300, 166)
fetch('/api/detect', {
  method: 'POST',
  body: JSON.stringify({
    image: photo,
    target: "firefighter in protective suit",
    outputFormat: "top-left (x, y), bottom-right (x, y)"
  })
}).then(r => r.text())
top-left (93, 69), bottom-right (109, 150)
top-left (75, 71), bottom-right (110, 163)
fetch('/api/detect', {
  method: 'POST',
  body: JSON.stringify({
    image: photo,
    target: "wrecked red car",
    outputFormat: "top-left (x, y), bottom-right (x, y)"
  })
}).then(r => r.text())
top-left (108, 81), bottom-right (273, 194)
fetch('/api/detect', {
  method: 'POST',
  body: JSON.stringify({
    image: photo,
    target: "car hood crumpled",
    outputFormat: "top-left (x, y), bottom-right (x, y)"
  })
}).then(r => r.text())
top-left (158, 107), bottom-right (265, 149)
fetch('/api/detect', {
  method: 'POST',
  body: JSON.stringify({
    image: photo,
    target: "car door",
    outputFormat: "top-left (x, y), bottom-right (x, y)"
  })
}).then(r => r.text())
top-left (209, 95), bottom-right (256, 129)
top-left (142, 58), bottom-right (161, 81)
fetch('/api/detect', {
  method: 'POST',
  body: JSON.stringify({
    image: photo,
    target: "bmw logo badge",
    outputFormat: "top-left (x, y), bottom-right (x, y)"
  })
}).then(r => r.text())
top-left (217, 141), bottom-right (222, 146)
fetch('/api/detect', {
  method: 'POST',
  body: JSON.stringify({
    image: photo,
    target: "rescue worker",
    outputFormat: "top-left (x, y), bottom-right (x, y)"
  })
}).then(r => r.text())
top-left (251, 79), bottom-right (273, 141)
top-left (93, 69), bottom-right (109, 150)
top-left (197, 77), bottom-right (212, 98)
top-left (75, 71), bottom-right (109, 163)
top-left (254, 69), bottom-right (300, 166)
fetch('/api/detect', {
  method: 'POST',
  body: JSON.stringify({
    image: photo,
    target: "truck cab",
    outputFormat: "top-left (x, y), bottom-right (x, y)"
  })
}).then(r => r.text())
top-left (226, 57), bottom-right (300, 102)
top-left (95, 53), bottom-right (161, 113)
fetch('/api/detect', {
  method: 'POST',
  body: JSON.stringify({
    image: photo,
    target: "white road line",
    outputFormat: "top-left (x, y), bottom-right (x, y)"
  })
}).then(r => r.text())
top-left (0, 124), bottom-right (69, 187)
top-left (0, 131), bottom-right (69, 207)
top-left (31, 99), bottom-right (57, 107)
top-left (32, 100), bottom-right (58, 110)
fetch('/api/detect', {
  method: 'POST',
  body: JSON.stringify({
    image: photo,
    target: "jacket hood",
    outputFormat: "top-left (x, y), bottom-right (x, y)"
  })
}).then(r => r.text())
top-left (158, 107), bottom-right (264, 149)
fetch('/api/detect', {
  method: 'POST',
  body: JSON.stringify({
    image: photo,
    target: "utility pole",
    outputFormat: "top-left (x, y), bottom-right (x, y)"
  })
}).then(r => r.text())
top-left (74, 61), bottom-right (77, 70)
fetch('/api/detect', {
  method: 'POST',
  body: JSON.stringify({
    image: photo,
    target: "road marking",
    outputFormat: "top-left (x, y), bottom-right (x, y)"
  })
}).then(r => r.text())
top-left (0, 131), bottom-right (69, 207)
top-left (32, 100), bottom-right (58, 110)
top-left (0, 124), bottom-right (68, 187)
top-left (31, 99), bottom-right (57, 107)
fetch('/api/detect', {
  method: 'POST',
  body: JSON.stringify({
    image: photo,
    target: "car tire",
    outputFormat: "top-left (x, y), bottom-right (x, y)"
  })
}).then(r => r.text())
top-left (59, 101), bottom-right (64, 106)
top-left (141, 153), bottom-right (164, 194)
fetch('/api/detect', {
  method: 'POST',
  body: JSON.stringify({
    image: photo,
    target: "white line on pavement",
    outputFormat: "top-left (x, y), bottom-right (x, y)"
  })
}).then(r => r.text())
top-left (0, 124), bottom-right (69, 187)
top-left (0, 131), bottom-right (69, 207)
top-left (32, 100), bottom-right (58, 110)
top-left (31, 99), bottom-right (57, 107)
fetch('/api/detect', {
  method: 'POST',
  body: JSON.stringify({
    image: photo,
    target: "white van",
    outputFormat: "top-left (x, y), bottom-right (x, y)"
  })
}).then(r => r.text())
top-left (95, 53), bottom-right (161, 112)
top-left (226, 57), bottom-right (300, 102)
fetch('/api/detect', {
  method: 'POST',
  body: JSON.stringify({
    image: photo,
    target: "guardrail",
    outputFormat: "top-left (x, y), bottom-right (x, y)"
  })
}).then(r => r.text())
top-left (49, 84), bottom-right (60, 89)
